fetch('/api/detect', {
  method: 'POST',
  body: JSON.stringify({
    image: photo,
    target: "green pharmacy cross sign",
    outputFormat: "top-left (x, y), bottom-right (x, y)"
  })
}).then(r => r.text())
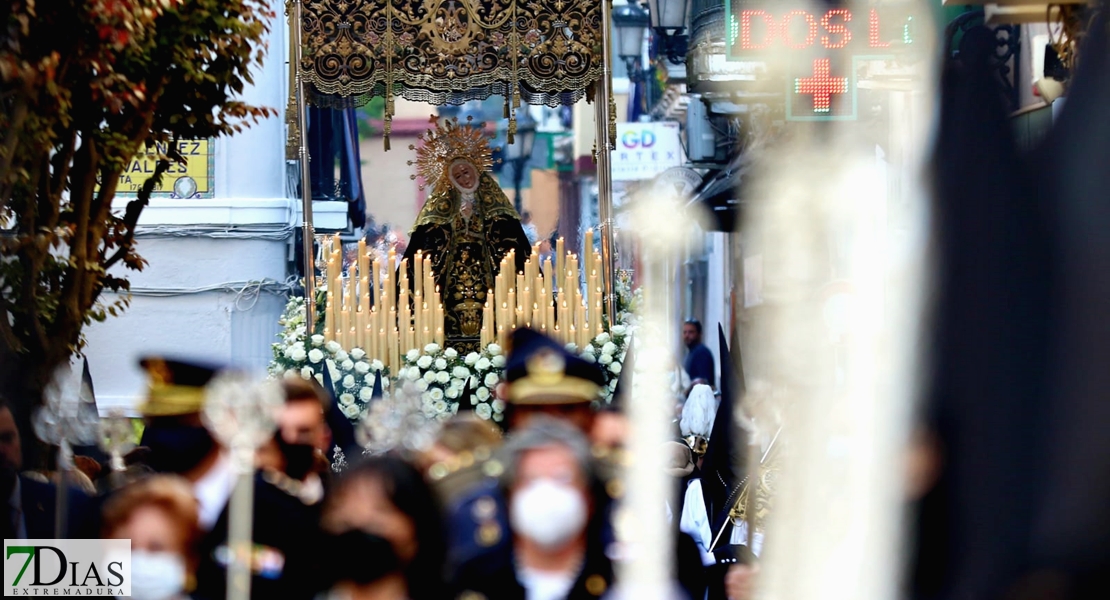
top-left (724, 1), bottom-right (919, 121)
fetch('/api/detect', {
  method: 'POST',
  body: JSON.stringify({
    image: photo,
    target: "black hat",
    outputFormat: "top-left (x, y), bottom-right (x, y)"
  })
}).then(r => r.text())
top-left (137, 356), bottom-right (226, 417)
top-left (504, 328), bottom-right (605, 405)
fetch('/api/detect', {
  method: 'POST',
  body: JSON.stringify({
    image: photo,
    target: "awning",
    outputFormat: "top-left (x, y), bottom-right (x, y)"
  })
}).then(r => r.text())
top-left (686, 155), bottom-right (748, 232)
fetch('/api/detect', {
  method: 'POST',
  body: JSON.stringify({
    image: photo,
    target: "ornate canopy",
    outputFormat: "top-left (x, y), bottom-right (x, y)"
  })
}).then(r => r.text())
top-left (299, 0), bottom-right (604, 144)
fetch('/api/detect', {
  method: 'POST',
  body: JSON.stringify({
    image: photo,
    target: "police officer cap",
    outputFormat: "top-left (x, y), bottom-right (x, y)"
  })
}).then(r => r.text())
top-left (137, 356), bottom-right (226, 417)
top-left (504, 328), bottom-right (605, 405)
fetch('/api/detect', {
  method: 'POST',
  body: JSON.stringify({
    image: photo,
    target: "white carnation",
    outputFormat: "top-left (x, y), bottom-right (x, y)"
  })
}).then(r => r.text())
top-left (343, 375), bottom-right (356, 389)
top-left (354, 362), bottom-right (370, 374)
top-left (609, 362), bottom-right (622, 375)
top-left (464, 352), bottom-right (480, 366)
top-left (434, 358), bottom-right (448, 370)
top-left (602, 342), bottom-right (618, 356)
top-left (340, 403), bottom-right (360, 419)
top-left (429, 388), bottom-right (444, 401)
top-left (476, 387), bottom-right (490, 401)
top-left (406, 349), bottom-right (421, 362)
top-left (487, 343), bottom-right (502, 356)
top-left (476, 357), bottom-right (491, 371)
top-left (484, 372), bottom-right (499, 388)
top-left (424, 343), bottom-right (441, 354)
top-left (598, 354), bottom-right (613, 365)
top-left (453, 366), bottom-right (471, 379)
top-left (491, 355), bottom-right (505, 368)
top-left (359, 387), bottom-right (374, 401)
top-left (338, 393), bottom-right (355, 406)
top-left (371, 359), bottom-right (384, 371)
top-left (311, 334), bottom-right (325, 346)
top-left (595, 332), bottom-right (611, 345)
top-left (290, 348), bottom-right (307, 362)
top-left (341, 359), bottom-right (354, 371)
top-left (444, 348), bottom-right (458, 360)
top-left (475, 403), bottom-right (493, 420)
top-left (308, 349), bottom-right (325, 364)
top-left (350, 348), bottom-right (366, 360)
top-left (417, 356), bottom-right (433, 369)
top-left (436, 371), bottom-right (450, 384)
top-left (326, 341), bottom-right (342, 353)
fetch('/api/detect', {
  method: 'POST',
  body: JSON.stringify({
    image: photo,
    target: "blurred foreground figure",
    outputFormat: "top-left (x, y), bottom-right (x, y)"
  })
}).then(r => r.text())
top-left (915, 10), bottom-right (1110, 600)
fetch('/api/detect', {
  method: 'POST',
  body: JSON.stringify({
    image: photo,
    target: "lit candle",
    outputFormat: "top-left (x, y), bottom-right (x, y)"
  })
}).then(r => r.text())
top-left (507, 289), bottom-right (516, 330)
top-left (555, 237), bottom-right (565, 287)
top-left (584, 228), bottom-right (594, 278)
top-left (413, 291), bottom-right (423, 344)
top-left (521, 287), bottom-right (532, 327)
top-left (413, 251), bottom-right (424, 301)
top-left (325, 291), bottom-right (335, 343)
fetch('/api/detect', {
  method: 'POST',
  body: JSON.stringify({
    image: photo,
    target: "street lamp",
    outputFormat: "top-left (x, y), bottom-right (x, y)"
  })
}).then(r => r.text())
top-left (613, 3), bottom-right (650, 77)
top-left (504, 109), bottom-right (537, 214)
top-left (646, 0), bottom-right (690, 64)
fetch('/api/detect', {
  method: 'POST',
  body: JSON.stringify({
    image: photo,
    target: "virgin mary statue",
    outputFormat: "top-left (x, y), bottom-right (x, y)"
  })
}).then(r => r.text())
top-left (403, 116), bottom-right (531, 352)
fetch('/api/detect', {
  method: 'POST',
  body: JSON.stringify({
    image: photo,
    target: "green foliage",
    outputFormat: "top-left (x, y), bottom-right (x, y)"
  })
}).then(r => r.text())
top-left (0, 0), bottom-right (276, 401)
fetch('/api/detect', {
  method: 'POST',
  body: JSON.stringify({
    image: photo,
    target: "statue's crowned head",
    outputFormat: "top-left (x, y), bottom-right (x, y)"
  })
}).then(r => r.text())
top-left (409, 115), bottom-right (494, 195)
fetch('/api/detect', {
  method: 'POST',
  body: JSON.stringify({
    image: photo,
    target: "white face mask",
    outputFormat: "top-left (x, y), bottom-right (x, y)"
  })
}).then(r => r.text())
top-left (128, 550), bottom-right (186, 600)
top-left (510, 479), bottom-right (588, 550)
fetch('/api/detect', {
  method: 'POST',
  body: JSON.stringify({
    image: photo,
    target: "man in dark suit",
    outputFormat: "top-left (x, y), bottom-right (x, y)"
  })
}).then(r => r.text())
top-left (0, 398), bottom-right (100, 539)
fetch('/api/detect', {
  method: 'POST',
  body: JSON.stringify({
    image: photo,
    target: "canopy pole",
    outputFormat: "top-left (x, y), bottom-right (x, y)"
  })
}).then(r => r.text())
top-left (294, 0), bottom-right (317, 332)
top-left (596, 0), bottom-right (617, 326)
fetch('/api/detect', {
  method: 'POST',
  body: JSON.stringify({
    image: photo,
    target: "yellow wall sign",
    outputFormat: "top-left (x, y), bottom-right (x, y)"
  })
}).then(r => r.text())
top-left (113, 139), bottom-right (215, 198)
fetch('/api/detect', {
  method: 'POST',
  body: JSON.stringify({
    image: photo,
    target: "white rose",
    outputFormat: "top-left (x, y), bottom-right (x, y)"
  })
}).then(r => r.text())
top-left (476, 387), bottom-right (490, 401)
top-left (311, 334), bottom-right (325, 346)
top-left (491, 355), bottom-right (505, 368)
top-left (326, 341), bottom-right (342, 353)
top-left (464, 352), bottom-right (480, 366)
top-left (609, 379), bottom-right (618, 390)
top-left (433, 399), bottom-right (448, 414)
top-left (598, 354), bottom-right (613, 365)
top-left (290, 348), bottom-right (307, 362)
top-left (446, 387), bottom-right (458, 399)
top-left (452, 366), bottom-right (471, 379)
top-left (582, 354), bottom-right (596, 364)
top-left (416, 379), bottom-right (429, 392)
top-left (611, 325), bottom-right (626, 336)
top-left (493, 412), bottom-right (504, 422)
top-left (492, 399), bottom-right (506, 413)
top-left (417, 356), bottom-right (433, 369)
top-left (314, 374), bottom-right (324, 385)
top-left (308, 349), bottom-right (325, 364)
top-left (371, 359), bottom-right (384, 371)
top-left (405, 367), bottom-right (422, 381)
top-left (429, 388), bottom-right (444, 401)
top-left (354, 362), bottom-right (370, 374)
top-left (451, 403), bottom-right (460, 415)
top-left (350, 348), bottom-right (366, 360)
top-left (283, 346), bottom-right (294, 359)
top-left (343, 375), bottom-right (357, 389)
top-left (301, 367), bottom-right (313, 379)
top-left (341, 359), bottom-right (354, 371)
top-left (609, 362), bottom-right (622, 375)
top-left (436, 371), bottom-right (450, 384)
top-left (475, 403), bottom-right (493, 420)
top-left (341, 403), bottom-right (360, 419)
top-left (487, 343), bottom-right (502, 356)
top-left (470, 394), bottom-right (479, 406)
top-left (444, 348), bottom-right (458, 359)
top-left (484, 373), bottom-right (499, 388)
top-left (595, 332), bottom-right (611, 345)
top-left (476, 357), bottom-right (491, 371)
top-left (422, 370), bottom-right (436, 383)
top-left (335, 350), bottom-right (349, 363)
top-left (381, 378), bottom-right (390, 389)
top-left (424, 343), bottom-right (441, 354)
top-left (338, 393), bottom-right (355, 406)
top-left (565, 343), bottom-right (578, 353)
top-left (359, 387), bottom-right (374, 401)
top-left (602, 342), bottom-right (618, 356)
top-left (434, 358), bottom-right (447, 370)
top-left (283, 370), bottom-right (299, 381)
top-left (406, 349), bottom-right (421, 362)
top-left (580, 345), bottom-right (595, 357)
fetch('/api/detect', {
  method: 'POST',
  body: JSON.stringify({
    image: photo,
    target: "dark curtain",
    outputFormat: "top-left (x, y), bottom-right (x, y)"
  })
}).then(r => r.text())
top-left (307, 106), bottom-right (366, 229)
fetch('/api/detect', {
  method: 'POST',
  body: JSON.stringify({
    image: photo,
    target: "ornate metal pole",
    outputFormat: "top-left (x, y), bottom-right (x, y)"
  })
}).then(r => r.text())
top-left (596, 0), bottom-right (618, 325)
top-left (293, 0), bottom-right (317, 332)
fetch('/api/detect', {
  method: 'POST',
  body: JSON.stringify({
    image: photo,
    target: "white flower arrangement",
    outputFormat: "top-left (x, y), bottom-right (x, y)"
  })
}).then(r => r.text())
top-left (269, 295), bottom-right (390, 422)
top-left (579, 322), bottom-right (632, 404)
top-left (401, 343), bottom-right (507, 423)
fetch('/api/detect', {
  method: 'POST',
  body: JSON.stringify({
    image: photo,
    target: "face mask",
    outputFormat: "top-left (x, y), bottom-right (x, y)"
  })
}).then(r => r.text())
top-left (141, 423), bottom-right (215, 474)
top-left (278, 437), bottom-right (317, 481)
top-left (129, 550), bottom-right (186, 600)
top-left (510, 479), bottom-right (588, 549)
top-left (326, 530), bottom-right (399, 586)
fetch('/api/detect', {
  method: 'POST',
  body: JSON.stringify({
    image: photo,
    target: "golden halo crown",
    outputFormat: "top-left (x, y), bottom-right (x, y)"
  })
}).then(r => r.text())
top-left (408, 115), bottom-right (495, 191)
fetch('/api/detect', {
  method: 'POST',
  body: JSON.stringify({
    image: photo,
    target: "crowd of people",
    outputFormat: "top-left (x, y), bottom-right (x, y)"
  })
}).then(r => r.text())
top-left (1, 325), bottom-right (759, 600)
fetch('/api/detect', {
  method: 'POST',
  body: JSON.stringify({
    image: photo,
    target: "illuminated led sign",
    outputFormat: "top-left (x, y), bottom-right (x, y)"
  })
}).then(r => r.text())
top-left (724, 1), bottom-right (918, 121)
